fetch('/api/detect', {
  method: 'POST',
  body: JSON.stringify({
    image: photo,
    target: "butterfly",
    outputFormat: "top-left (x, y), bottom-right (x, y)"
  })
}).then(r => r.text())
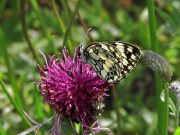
top-left (79, 41), bottom-right (143, 83)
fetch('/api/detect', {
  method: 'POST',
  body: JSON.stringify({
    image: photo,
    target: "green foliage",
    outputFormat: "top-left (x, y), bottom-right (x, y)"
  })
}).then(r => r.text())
top-left (0, 0), bottom-right (179, 134)
top-left (174, 127), bottom-right (180, 135)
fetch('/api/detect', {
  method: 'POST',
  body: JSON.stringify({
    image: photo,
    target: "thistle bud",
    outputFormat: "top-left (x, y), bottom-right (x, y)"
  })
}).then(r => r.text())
top-left (142, 50), bottom-right (172, 82)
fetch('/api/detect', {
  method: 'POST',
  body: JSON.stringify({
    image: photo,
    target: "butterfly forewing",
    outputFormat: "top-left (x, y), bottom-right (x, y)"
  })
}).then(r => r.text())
top-left (81, 41), bottom-right (142, 83)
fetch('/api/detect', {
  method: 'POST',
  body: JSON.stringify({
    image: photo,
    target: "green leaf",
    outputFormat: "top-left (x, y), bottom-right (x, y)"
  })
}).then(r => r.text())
top-left (174, 127), bottom-right (180, 135)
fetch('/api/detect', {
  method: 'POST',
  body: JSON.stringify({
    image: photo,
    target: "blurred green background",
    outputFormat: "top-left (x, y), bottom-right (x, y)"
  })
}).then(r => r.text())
top-left (0, 0), bottom-right (180, 135)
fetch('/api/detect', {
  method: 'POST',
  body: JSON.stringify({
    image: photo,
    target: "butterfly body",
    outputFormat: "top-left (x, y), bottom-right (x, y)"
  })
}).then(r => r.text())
top-left (80, 41), bottom-right (142, 83)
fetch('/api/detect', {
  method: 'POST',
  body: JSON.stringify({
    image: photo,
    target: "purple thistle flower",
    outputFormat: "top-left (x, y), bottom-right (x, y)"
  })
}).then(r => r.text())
top-left (38, 48), bottom-right (110, 126)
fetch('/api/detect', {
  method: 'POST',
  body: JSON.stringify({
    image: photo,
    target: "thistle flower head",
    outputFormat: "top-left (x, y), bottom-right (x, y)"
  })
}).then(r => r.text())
top-left (38, 48), bottom-right (110, 126)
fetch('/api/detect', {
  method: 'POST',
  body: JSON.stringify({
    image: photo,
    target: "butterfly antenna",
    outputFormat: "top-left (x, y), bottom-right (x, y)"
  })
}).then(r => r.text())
top-left (66, 38), bottom-right (83, 48)
top-left (51, 34), bottom-right (84, 48)
top-left (86, 27), bottom-right (95, 42)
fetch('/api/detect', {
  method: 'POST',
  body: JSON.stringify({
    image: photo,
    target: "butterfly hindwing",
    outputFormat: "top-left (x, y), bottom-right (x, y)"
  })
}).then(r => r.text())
top-left (81, 41), bottom-right (142, 83)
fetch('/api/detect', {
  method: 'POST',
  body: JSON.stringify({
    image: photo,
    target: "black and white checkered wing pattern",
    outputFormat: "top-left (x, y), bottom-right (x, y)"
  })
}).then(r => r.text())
top-left (81, 41), bottom-right (142, 83)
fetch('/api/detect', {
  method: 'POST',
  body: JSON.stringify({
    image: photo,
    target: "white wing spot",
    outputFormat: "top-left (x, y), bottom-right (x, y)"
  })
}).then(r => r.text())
top-left (114, 76), bottom-right (118, 80)
top-left (101, 70), bottom-right (107, 78)
top-left (122, 59), bottom-right (128, 66)
top-left (101, 44), bottom-right (109, 51)
top-left (103, 64), bottom-right (110, 72)
top-left (124, 71), bottom-right (127, 74)
top-left (108, 79), bottom-right (113, 83)
top-left (131, 55), bottom-right (136, 60)
top-left (128, 66), bottom-right (133, 70)
top-left (127, 47), bottom-right (133, 52)
top-left (105, 62), bottom-right (113, 68)
top-left (88, 49), bottom-right (94, 53)
top-left (116, 45), bottom-right (124, 52)
top-left (115, 42), bottom-right (124, 46)
top-left (89, 53), bottom-right (99, 60)
top-left (109, 46), bottom-right (114, 51)
top-left (121, 53), bottom-right (127, 58)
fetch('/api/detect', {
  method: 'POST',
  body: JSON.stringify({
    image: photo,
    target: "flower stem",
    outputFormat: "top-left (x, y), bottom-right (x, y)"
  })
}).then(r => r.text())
top-left (62, 0), bottom-right (82, 54)
top-left (147, 0), bottom-right (158, 52)
top-left (50, 0), bottom-right (66, 34)
top-left (175, 95), bottom-right (180, 128)
top-left (0, 121), bottom-right (6, 135)
top-left (0, 79), bottom-right (32, 127)
top-left (0, 29), bottom-right (22, 109)
top-left (147, 0), bottom-right (169, 134)
top-left (164, 82), bottom-right (169, 132)
top-left (20, 0), bottom-right (41, 65)
top-left (70, 119), bottom-right (78, 135)
top-left (112, 85), bottom-right (121, 135)
top-left (30, 0), bottom-right (57, 53)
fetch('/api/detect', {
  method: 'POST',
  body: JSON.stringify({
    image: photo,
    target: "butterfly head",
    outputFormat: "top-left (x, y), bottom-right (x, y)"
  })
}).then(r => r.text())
top-left (79, 45), bottom-right (84, 54)
top-left (78, 45), bottom-right (88, 63)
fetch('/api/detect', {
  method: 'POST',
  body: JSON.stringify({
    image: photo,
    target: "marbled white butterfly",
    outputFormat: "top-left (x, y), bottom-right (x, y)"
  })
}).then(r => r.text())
top-left (79, 41), bottom-right (143, 83)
